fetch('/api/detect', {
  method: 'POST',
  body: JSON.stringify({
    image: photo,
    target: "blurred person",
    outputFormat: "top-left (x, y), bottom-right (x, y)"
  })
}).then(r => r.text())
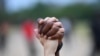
top-left (21, 19), bottom-right (36, 56)
top-left (0, 21), bottom-right (9, 49)
top-left (0, 21), bottom-right (9, 55)
top-left (35, 17), bottom-right (64, 56)
top-left (91, 11), bottom-right (100, 56)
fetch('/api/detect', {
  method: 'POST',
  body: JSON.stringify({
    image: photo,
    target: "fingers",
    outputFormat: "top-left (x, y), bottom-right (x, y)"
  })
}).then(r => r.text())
top-left (49, 28), bottom-right (64, 40)
top-left (46, 25), bottom-right (59, 37)
top-left (53, 22), bottom-right (63, 28)
top-left (37, 17), bottom-right (64, 40)
top-left (44, 17), bottom-right (50, 21)
top-left (38, 17), bottom-right (59, 35)
top-left (46, 22), bottom-right (63, 37)
top-left (38, 18), bottom-right (46, 34)
top-left (58, 28), bottom-right (65, 33)
top-left (38, 18), bottom-right (44, 25)
top-left (44, 17), bottom-right (59, 22)
top-left (42, 21), bottom-right (53, 35)
top-left (49, 32), bottom-right (63, 40)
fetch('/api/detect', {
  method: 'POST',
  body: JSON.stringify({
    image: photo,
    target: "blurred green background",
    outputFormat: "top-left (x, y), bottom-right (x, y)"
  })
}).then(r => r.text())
top-left (0, 0), bottom-right (100, 24)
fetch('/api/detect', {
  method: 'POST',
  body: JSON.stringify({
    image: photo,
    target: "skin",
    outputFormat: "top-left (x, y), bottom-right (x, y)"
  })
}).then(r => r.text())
top-left (35, 17), bottom-right (64, 56)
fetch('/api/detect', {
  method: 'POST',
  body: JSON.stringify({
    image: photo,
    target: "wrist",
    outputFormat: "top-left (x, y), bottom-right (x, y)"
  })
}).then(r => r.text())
top-left (44, 40), bottom-right (58, 56)
top-left (44, 49), bottom-right (55, 56)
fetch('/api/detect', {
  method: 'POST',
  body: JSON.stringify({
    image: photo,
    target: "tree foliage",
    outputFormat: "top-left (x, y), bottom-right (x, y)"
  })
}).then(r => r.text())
top-left (0, 3), bottom-right (99, 23)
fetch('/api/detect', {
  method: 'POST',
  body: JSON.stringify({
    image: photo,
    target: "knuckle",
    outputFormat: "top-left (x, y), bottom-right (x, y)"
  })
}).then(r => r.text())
top-left (52, 17), bottom-right (59, 21)
top-left (44, 17), bottom-right (50, 21)
top-left (49, 17), bottom-right (57, 22)
top-left (55, 22), bottom-right (62, 25)
top-left (54, 23), bottom-right (58, 26)
top-left (52, 17), bottom-right (56, 19)
top-left (52, 24), bottom-right (56, 28)
top-left (54, 22), bottom-right (62, 28)
top-left (59, 28), bottom-right (65, 33)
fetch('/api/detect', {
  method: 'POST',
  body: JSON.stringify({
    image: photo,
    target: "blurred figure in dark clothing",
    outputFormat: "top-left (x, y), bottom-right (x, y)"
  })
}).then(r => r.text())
top-left (0, 21), bottom-right (9, 49)
top-left (0, 21), bottom-right (9, 56)
top-left (91, 11), bottom-right (100, 56)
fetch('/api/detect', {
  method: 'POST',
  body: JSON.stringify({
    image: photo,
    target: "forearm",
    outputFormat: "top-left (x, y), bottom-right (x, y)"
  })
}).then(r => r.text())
top-left (44, 42), bottom-right (62, 56)
top-left (44, 40), bottom-right (58, 56)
